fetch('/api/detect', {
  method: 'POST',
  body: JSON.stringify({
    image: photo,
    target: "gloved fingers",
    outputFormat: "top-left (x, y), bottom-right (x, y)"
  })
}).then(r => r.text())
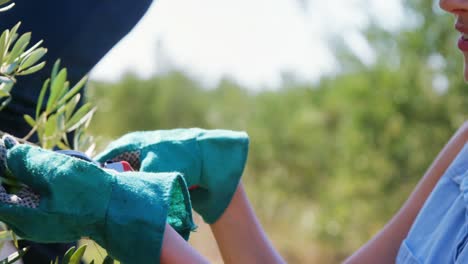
top-left (0, 137), bottom-right (42, 207)
top-left (0, 185), bottom-right (40, 208)
top-left (14, 187), bottom-right (40, 208)
top-left (6, 144), bottom-right (53, 193)
top-left (0, 134), bottom-right (17, 176)
top-left (0, 202), bottom-right (44, 240)
top-left (0, 191), bottom-right (39, 225)
top-left (2, 135), bottom-right (18, 149)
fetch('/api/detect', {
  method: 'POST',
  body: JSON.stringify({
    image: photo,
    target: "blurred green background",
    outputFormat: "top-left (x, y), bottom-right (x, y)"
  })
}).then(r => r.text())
top-left (83, 0), bottom-right (468, 263)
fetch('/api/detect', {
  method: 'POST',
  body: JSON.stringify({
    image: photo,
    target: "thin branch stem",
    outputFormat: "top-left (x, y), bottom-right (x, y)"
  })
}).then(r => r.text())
top-left (21, 126), bottom-right (37, 142)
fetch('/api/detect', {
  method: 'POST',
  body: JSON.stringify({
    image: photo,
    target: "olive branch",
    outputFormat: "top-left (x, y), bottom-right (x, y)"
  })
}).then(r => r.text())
top-left (22, 59), bottom-right (96, 153)
top-left (0, 1), bottom-right (109, 263)
top-left (0, 20), bottom-right (95, 153)
top-left (0, 20), bottom-right (47, 111)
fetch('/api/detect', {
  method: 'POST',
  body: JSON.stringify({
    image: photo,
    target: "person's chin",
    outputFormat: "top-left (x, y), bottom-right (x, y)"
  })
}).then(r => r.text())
top-left (464, 54), bottom-right (468, 82)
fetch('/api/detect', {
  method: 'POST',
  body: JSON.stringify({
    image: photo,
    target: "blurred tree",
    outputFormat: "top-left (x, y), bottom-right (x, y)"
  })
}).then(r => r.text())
top-left (86, 0), bottom-right (467, 262)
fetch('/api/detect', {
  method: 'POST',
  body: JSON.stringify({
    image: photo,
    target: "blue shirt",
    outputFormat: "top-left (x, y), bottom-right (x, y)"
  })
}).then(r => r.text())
top-left (397, 143), bottom-right (468, 263)
top-left (0, 0), bottom-right (152, 138)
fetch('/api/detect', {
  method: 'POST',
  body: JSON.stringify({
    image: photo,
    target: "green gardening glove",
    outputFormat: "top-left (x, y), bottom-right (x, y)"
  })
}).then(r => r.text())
top-left (0, 141), bottom-right (195, 264)
top-left (95, 128), bottom-right (249, 224)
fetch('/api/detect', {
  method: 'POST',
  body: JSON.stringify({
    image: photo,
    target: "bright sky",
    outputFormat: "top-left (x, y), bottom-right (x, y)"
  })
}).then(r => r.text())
top-left (90, 0), bottom-right (404, 88)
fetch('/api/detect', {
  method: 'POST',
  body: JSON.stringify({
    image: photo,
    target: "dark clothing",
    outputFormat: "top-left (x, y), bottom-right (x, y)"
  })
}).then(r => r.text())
top-left (0, 0), bottom-right (152, 139)
top-left (17, 241), bottom-right (79, 264)
top-left (0, 0), bottom-right (152, 262)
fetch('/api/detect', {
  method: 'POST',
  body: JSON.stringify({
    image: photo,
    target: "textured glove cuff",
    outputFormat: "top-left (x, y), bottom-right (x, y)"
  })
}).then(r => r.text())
top-left (196, 131), bottom-right (250, 223)
top-left (102, 172), bottom-right (195, 264)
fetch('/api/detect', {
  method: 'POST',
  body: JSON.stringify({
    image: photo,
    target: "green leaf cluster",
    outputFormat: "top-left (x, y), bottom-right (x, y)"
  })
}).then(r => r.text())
top-left (87, 34), bottom-right (466, 261)
top-left (0, 2), bottom-right (99, 264)
top-left (0, 22), bottom-right (46, 111)
top-left (0, 231), bottom-right (112, 264)
top-left (49, 244), bottom-right (114, 264)
top-left (23, 60), bottom-right (95, 151)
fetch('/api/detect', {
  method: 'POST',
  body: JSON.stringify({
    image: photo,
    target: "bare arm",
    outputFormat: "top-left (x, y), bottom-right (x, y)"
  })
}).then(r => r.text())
top-left (160, 224), bottom-right (210, 264)
top-left (344, 122), bottom-right (468, 263)
top-left (209, 183), bottom-right (286, 264)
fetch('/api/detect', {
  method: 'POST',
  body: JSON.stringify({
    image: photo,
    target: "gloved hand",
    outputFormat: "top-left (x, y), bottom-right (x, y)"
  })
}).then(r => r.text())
top-left (0, 138), bottom-right (195, 264)
top-left (95, 128), bottom-right (249, 224)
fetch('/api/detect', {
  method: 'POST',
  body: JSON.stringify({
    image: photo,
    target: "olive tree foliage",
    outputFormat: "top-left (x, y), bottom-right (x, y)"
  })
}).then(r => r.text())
top-left (0, 12), bottom-right (46, 110)
top-left (87, 1), bottom-right (468, 262)
top-left (0, 1), bottom-right (101, 263)
top-left (0, 0), bottom-right (95, 153)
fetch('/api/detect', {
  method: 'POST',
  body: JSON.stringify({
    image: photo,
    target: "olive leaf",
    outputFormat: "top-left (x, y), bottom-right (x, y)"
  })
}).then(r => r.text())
top-left (23, 59), bottom-right (94, 151)
top-left (68, 244), bottom-right (87, 264)
top-left (0, 0), bottom-right (11, 6)
top-left (60, 244), bottom-right (114, 264)
top-left (6, 32), bottom-right (30, 64)
top-left (66, 103), bottom-right (96, 132)
top-left (0, 30), bottom-right (8, 64)
top-left (0, 230), bottom-right (15, 243)
top-left (46, 68), bottom-right (67, 112)
top-left (0, 22), bottom-right (46, 110)
top-left (16, 61), bottom-right (45, 75)
top-left (36, 78), bottom-right (50, 118)
top-left (51, 59), bottom-right (60, 81)
top-left (0, 2), bottom-right (14, 12)
top-left (49, 257), bottom-right (59, 264)
top-left (61, 246), bottom-right (76, 264)
top-left (0, 76), bottom-right (14, 109)
top-left (11, 232), bottom-right (17, 249)
top-left (47, 244), bottom-right (86, 264)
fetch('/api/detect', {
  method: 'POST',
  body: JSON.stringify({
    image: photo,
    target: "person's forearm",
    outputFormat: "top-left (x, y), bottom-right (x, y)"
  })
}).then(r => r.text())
top-left (344, 122), bottom-right (468, 263)
top-left (160, 224), bottom-right (209, 264)
top-left (210, 183), bottom-right (285, 264)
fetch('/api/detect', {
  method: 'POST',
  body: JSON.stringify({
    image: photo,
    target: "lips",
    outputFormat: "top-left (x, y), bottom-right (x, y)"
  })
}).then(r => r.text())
top-left (456, 22), bottom-right (468, 52)
top-left (458, 37), bottom-right (468, 52)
